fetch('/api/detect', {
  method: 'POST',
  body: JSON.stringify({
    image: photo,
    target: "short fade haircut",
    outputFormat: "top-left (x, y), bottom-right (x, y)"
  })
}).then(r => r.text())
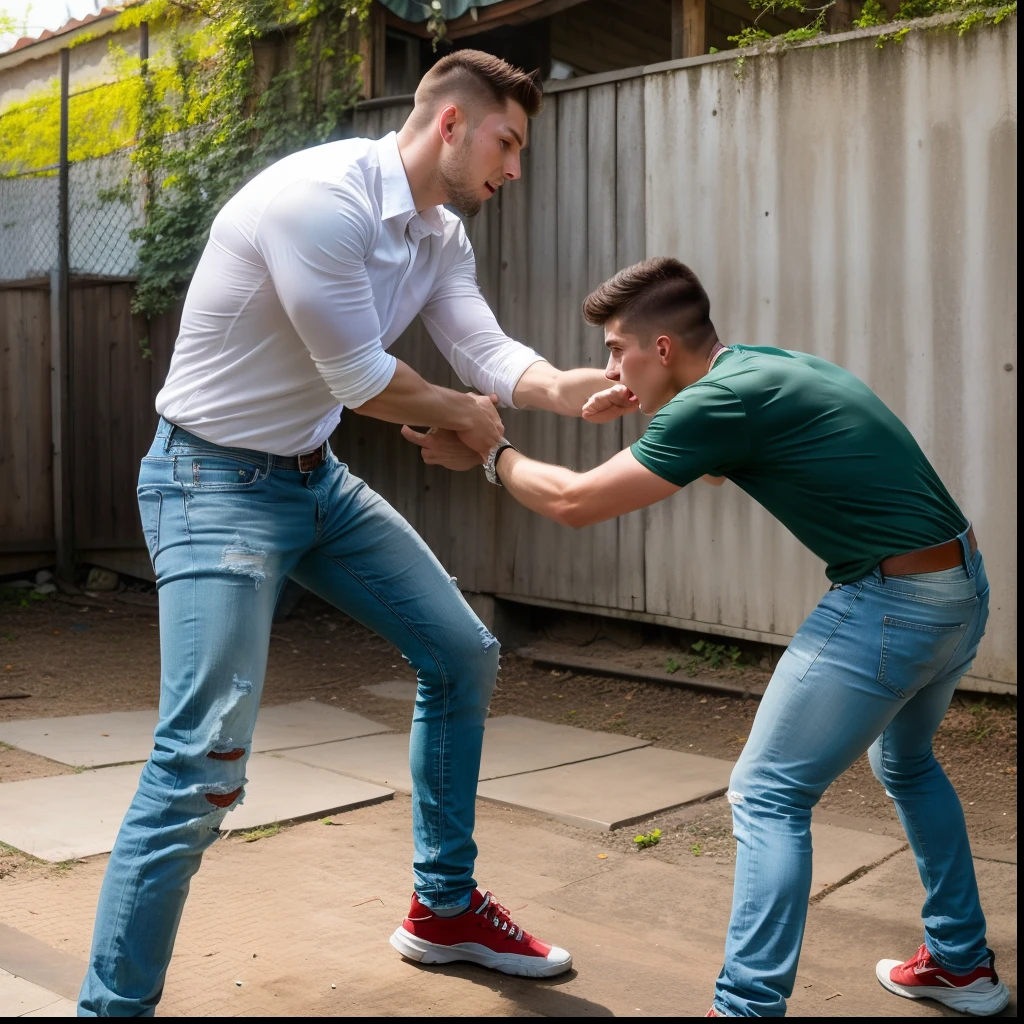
top-left (408, 49), bottom-right (543, 131)
top-left (582, 257), bottom-right (717, 351)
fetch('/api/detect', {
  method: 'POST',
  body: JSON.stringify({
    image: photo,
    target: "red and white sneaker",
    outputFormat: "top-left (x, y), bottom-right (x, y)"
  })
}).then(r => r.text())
top-left (876, 944), bottom-right (1010, 1016)
top-left (389, 889), bottom-right (572, 978)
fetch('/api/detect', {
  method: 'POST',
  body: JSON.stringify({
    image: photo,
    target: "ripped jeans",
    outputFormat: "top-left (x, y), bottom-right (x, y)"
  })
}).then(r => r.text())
top-left (714, 532), bottom-right (991, 1017)
top-left (79, 419), bottom-right (499, 1016)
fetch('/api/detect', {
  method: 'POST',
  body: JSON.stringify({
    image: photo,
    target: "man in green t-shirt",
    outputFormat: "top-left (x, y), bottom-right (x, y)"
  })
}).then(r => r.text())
top-left (404, 257), bottom-right (1008, 1017)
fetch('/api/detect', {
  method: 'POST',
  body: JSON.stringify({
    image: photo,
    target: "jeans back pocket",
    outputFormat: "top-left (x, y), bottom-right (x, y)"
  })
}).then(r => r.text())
top-left (876, 615), bottom-right (968, 697)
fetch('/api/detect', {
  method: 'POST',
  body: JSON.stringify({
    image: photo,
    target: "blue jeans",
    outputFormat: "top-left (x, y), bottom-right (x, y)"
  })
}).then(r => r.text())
top-left (79, 420), bottom-right (499, 1015)
top-left (715, 528), bottom-right (991, 1017)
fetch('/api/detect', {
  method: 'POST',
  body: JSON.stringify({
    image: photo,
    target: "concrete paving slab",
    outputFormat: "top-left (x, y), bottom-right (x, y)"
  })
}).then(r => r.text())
top-left (477, 746), bottom-right (734, 830)
top-left (478, 715), bottom-right (649, 780)
top-left (0, 763), bottom-right (141, 861)
top-left (0, 756), bottom-right (392, 861)
top-left (810, 822), bottom-right (905, 895)
top-left (0, 968), bottom-right (72, 1016)
top-left (222, 755), bottom-right (392, 831)
top-left (0, 710), bottom-right (157, 769)
top-left (280, 732), bottom-right (414, 790)
top-left (362, 681), bottom-right (418, 701)
top-left (23, 996), bottom-right (78, 1017)
top-left (0, 923), bottom-right (85, 1001)
top-left (279, 715), bottom-right (650, 792)
top-left (0, 701), bottom-right (389, 768)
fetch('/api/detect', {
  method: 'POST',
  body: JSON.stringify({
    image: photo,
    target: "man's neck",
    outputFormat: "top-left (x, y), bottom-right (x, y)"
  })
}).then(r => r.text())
top-left (396, 128), bottom-right (447, 212)
top-left (707, 340), bottom-right (729, 370)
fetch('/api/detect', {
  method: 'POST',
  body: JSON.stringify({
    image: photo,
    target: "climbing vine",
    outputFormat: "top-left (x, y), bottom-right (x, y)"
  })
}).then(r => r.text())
top-left (723, 0), bottom-right (1017, 68)
top-left (107, 0), bottom-right (372, 317)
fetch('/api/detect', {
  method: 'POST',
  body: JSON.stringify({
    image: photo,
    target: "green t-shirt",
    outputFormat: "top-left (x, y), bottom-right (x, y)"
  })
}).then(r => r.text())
top-left (630, 346), bottom-right (968, 583)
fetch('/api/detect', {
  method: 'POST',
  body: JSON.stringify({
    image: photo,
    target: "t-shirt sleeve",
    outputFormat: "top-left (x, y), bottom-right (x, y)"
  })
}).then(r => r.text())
top-left (630, 382), bottom-right (749, 487)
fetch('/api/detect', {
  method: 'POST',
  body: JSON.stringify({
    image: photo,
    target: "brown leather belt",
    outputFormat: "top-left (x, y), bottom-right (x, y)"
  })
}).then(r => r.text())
top-left (879, 526), bottom-right (976, 578)
top-left (271, 441), bottom-right (329, 473)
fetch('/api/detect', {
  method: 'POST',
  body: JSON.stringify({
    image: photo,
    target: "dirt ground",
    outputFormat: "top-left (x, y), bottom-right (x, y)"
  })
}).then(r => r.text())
top-left (0, 586), bottom-right (1016, 863)
top-left (0, 586), bottom-right (1018, 1017)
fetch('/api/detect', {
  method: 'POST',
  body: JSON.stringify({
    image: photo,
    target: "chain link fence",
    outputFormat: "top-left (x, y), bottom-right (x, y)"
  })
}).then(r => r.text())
top-left (0, 86), bottom-right (145, 282)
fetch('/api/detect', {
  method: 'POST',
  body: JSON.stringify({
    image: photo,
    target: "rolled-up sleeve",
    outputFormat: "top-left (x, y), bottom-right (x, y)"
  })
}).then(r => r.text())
top-left (419, 228), bottom-right (543, 408)
top-left (255, 176), bottom-right (396, 408)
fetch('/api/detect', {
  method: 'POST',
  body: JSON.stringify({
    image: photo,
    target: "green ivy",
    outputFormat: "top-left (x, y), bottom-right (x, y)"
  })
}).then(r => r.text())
top-left (121, 0), bottom-right (372, 317)
top-left (727, 0), bottom-right (1016, 61)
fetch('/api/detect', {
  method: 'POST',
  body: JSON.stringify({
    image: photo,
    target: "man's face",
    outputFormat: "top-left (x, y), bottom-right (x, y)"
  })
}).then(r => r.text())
top-left (438, 100), bottom-right (528, 217)
top-left (603, 318), bottom-right (677, 415)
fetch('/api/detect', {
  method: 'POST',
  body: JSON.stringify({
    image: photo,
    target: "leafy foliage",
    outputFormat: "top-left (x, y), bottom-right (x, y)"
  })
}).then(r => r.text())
top-left (726, 0), bottom-right (1016, 62)
top-left (122, 0), bottom-right (372, 316)
top-left (633, 828), bottom-right (662, 849)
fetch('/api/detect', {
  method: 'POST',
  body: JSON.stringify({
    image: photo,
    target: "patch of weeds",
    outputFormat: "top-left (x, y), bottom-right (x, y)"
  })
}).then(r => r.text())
top-left (967, 700), bottom-right (996, 742)
top-left (1, 631), bottom-right (16, 642)
top-left (0, 587), bottom-right (48, 609)
top-left (51, 859), bottom-right (79, 872)
top-left (238, 823), bottom-right (280, 843)
top-left (665, 657), bottom-right (681, 674)
top-left (0, 741), bottom-right (13, 750)
top-left (633, 828), bottom-right (662, 850)
top-left (690, 843), bottom-right (703, 857)
top-left (565, 709), bottom-right (578, 718)
top-left (689, 640), bottom-right (743, 671)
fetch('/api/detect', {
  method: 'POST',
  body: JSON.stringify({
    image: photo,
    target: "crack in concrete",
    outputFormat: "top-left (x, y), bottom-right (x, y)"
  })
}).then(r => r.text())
top-left (809, 841), bottom-right (911, 904)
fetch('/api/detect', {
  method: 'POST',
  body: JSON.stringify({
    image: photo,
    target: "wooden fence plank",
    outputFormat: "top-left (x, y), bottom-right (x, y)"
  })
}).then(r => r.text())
top-left (614, 76), bottom-right (647, 612)
top-left (554, 88), bottom-right (590, 605)
top-left (585, 82), bottom-right (622, 610)
top-left (508, 90), bottom-right (560, 600)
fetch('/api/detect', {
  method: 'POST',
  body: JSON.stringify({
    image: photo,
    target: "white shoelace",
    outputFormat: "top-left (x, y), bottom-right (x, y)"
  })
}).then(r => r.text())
top-left (474, 892), bottom-right (524, 941)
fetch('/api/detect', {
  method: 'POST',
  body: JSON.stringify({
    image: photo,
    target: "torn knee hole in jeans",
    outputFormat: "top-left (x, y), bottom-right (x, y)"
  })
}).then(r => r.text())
top-left (205, 786), bottom-right (243, 808)
top-left (199, 773), bottom-right (247, 808)
top-left (207, 747), bottom-right (245, 761)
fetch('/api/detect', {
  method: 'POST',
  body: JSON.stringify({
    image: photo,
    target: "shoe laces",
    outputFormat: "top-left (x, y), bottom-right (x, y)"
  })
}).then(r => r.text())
top-left (906, 944), bottom-right (934, 970)
top-left (475, 891), bottom-right (524, 941)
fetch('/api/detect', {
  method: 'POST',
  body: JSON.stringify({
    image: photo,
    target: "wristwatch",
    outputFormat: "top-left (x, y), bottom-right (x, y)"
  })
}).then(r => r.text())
top-left (484, 440), bottom-right (517, 486)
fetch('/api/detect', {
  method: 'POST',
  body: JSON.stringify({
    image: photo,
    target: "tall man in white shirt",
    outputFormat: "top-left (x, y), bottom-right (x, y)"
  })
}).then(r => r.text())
top-left (79, 52), bottom-right (628, 1015)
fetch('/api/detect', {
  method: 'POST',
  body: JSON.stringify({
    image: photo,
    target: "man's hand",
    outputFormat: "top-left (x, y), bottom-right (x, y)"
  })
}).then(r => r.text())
top-left (401, 426), bottom-right (484, 470)
top-left (582, 384), bottom-right (639, 423)
top-left (455, 392), bottom-right (504, 458)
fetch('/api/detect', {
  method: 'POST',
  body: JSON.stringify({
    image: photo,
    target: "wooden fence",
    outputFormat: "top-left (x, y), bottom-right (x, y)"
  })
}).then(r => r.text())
top-left (0, 279), bottom-right (179, 579)
top-left (1, 19), bottom-right (1016, 692)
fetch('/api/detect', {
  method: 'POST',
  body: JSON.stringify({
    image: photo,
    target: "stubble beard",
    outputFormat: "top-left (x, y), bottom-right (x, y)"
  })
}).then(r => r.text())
top-left (436, 136), bottom-right (482, 218)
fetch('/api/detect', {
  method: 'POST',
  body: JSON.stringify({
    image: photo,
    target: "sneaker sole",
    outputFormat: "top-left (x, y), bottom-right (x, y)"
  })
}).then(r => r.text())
top-left (390, 927), bottom-right (572, 978)
top-left (875, 961), bottom-right (1011, 1016)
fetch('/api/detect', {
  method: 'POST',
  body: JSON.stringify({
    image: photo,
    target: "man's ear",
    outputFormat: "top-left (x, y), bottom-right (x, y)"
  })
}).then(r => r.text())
top-left (438, 104), bottom-right (459, 146)
top-left (655, 335), bottom-right (673, 365)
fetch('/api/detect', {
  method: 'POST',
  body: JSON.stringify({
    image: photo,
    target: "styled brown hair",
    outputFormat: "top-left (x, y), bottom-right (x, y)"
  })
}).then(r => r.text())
top-left (409, 49), bottom-right (543, 129)
top-left (582, 257), bottom-right (716, 351)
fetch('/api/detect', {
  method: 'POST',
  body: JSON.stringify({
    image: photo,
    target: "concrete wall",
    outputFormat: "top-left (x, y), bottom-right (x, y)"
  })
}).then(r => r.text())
top-left (0, 18), bottom-right (176, 112)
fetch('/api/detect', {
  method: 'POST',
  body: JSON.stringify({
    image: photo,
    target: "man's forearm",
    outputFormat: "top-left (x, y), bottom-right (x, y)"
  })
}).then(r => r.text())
top-left (512, 362), bottom-right (610, 417)
top-left (353, 359), bottom-right (481, 432)
top-left (496, 449), bottom-right (584, 526)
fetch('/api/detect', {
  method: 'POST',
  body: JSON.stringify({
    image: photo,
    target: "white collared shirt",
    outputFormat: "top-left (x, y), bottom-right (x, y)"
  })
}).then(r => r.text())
top-left (155, 132), bottom-right (543, 455)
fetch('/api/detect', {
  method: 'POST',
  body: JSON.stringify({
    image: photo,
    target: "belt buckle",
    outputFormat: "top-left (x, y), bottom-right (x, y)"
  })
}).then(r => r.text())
top-left (297, 443), bottom-right (323, 473)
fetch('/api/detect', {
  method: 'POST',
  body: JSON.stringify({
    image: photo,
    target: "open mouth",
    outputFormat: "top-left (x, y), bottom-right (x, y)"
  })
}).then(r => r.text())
top-left (484, 181), bottom-right (499, 195)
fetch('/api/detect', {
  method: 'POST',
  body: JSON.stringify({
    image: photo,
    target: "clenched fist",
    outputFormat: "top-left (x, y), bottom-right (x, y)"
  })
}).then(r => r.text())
top-left (582, 384), bottom-right (639, 423)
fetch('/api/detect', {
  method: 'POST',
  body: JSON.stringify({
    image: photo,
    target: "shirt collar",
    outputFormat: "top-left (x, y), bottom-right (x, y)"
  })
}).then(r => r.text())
top-left (377, 131), bottom-right (444, 237)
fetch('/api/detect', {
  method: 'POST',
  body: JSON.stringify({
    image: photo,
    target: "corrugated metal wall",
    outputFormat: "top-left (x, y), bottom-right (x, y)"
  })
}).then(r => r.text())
top-left (346, 21), bottom-right (1016, 692)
